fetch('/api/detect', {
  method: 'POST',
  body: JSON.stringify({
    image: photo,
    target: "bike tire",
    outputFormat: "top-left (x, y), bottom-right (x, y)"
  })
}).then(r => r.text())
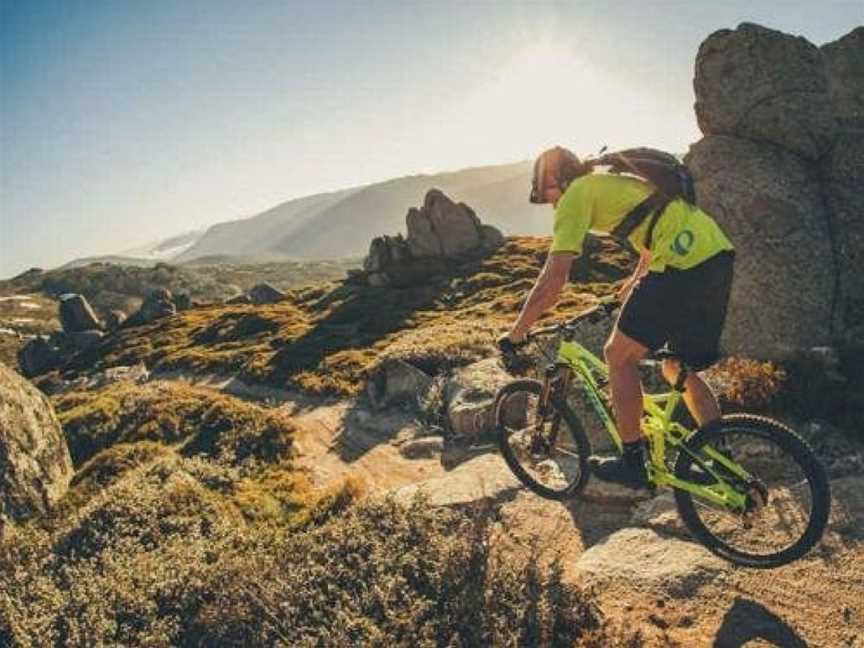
top-left (673, 413), bottom-right (831, 568)
top-left (495, 379), bottom-right (592, 501)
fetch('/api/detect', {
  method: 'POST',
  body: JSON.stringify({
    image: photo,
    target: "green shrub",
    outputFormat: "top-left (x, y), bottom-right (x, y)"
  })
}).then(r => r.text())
top-left (1, 496), bottom-right (633, 647)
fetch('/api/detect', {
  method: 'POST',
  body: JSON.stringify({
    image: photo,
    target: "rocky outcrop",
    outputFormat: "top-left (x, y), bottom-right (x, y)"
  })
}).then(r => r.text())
top-left (686, 23), bottom-right (864, 357)
top-left (0, 362), bottom-right (73, 522)
top-left (249, 283), bottom-right (286, 305)
top-left (357, 189), bottom-right (504, 287)
top-left (59, 293), bottom-right (102, 333)
top-left (367, 359), bottom-right (434, 410)
top-left (575, 528), bottom-right (730, 598)
top-left (125, 289), bottom-right (177, 327)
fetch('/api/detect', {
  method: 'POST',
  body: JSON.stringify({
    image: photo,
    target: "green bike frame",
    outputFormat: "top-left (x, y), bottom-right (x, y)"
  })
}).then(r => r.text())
top-left (555, 338), bottom-right (750, 511)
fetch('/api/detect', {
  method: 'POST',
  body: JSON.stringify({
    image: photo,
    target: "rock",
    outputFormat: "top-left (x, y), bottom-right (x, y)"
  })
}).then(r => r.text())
top-left (822, 27), bottom-right (864, 129)
top-left (225, 294), bottom-right (251, 305)
top-left (127, 289), bottom-right (176, 326)
top-left (66, 329), bottom-right (104, 352)
top-left (822, 130), bottom-right (864, 343)
top-left (631, 492), bottom-right (683, 533)
top-left (367, 359), bottom-right (433, 409)
top-left (174, 293), bottom-right (192, 311)
top-left (580, 476), bottom-right (655, 503)
top-left (479, 224), bottom-right (505, 251)
top-left (17, 336), bottom-right (62, 378)
top-left (249, 283), bottom-right (285, 305)
top-left (104, 309), bottom-right (127, 331)
top-left (398, 436), bottom-right (445, 459)
top-left (0, 362), bottom-right (74, 522)
top-left (445, 358), bottom-right (515, 441)
top-left (367, 272), bottom-right (391, 288)
top-left (686, 135), bottom-right (834, 358)
top-left (693, 23), bottom-right (836, 160)
top-left (408, 189), bottom-right (484, 258)
top-left (389, 453), bottom-right (521, 508)
top-left (58, 293), bottom-right (101, 333)
top-left (575, 528), bottom-right (729, 598)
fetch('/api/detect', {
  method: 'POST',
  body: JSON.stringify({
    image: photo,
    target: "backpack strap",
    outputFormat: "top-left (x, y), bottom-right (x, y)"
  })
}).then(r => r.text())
top-left (610, 192), bottom-right (670, 249)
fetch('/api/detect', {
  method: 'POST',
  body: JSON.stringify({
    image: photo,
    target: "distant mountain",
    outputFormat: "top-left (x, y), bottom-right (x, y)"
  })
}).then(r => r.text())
top-left (58, 255), bottom-right (158, 270)
top-left (173, 160), bottom-right (541, 263)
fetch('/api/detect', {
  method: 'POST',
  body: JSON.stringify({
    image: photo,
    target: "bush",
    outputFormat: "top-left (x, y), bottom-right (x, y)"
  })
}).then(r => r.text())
top-left (1, 495), bottom-right (633, 647)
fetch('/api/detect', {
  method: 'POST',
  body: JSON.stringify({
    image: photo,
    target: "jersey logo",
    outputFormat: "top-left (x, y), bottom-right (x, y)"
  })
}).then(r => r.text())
top-left (672, 230), bottom-right (695, 256)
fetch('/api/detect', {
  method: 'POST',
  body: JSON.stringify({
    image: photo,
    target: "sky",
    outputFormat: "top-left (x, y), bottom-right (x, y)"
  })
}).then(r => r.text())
top-left (1, 0), bottom-right (860, 277)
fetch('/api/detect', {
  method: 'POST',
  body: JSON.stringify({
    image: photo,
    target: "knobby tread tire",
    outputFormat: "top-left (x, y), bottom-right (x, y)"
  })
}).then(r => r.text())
top-left (673, 413), bottom-right (831, 568)
top-left (495, 379), bottom-right (592, 501)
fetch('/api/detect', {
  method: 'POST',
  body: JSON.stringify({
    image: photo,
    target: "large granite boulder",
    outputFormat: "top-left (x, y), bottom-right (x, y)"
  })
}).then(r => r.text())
top-left (0, 362), bottom-right (73, 522)
top-left (686, 135), bottom-right (835, 357)
top-left (693, 23), bottom-right (836, 161)
top-left (358, 190), bottom-right (503, 287)
top-left (822, 27), bottom-right (864, 129)
top-left (821, 130), bottom-right (864, 343)
top-left (58, 293), bottom-right (101, 333)
top-left (407, 189), bottom-right (495, 258)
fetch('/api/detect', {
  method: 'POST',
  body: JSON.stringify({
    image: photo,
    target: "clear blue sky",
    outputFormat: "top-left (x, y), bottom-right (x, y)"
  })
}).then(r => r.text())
top-left (1, 0), bottom-right (860, 277)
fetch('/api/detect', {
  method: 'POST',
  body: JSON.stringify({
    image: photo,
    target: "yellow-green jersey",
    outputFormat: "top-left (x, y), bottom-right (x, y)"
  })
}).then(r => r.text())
top-left (549, 173), bottom-right (734, 272)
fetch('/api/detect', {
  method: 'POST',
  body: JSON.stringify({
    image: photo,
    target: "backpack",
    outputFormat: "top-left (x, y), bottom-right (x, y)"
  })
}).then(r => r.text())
top-left (587, 147), bottom-right (696, 250)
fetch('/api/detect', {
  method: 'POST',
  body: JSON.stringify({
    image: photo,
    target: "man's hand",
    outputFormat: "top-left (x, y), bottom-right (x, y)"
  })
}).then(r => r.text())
top-left (497, 334), bottom-right (526, 356)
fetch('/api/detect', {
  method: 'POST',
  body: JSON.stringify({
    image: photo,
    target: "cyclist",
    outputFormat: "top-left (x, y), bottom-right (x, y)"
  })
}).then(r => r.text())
top-left (499, 146), bottom-right (735, 489)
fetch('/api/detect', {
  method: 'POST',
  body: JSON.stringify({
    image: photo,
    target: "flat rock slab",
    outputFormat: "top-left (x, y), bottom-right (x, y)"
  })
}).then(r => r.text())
top-left (389, 453), bottom-right (521, 508)
top-left (575, 527), bottom-right (730, 598)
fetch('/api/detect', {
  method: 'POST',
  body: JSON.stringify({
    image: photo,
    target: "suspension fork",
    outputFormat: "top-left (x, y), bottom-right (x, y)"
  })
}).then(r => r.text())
top-left (535, 363), bottom-right (572, 443)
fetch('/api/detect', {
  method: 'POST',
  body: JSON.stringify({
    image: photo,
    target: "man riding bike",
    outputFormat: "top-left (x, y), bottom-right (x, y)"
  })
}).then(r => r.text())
top-left (499, 146), bottom-right (735, 490)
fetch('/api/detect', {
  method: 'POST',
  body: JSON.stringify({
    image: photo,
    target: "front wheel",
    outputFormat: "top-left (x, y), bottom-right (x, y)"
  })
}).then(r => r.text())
top-left (495, 380), bottom-right (592, 501)
top-left (674, 414), bottom-right (831, 568)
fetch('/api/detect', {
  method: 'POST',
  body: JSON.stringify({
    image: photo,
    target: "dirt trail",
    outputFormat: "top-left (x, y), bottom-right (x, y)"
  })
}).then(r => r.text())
top-left (171, 372), bottom-right (864, 647)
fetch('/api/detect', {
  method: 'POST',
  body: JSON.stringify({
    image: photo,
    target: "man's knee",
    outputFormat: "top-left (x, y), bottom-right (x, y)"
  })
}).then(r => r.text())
top-left (604, 331), bottom-right (647, 368)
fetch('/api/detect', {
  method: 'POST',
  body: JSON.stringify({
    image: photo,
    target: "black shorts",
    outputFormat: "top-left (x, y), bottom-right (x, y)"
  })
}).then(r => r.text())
top-left (617, 251), bottom-right (734, 371)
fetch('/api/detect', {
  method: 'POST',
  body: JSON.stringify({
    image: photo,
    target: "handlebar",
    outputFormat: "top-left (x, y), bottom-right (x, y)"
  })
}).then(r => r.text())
top-left (524, 296), bottom-right (618, 342)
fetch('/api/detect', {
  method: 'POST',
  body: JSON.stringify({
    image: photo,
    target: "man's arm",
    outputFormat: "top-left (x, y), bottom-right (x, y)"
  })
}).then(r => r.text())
top-left (507, 252), bottom-right (574, 341)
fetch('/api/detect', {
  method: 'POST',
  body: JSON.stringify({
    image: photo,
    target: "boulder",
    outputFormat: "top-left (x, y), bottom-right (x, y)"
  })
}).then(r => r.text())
top-left (58, 293), bottom-right (101, 333)
top-left (367, 359), bottom-right (433, 409)
top-left (127, 289), bottom-right (176, 326)
top-left (249, 283), bottom-right (285, 305)
top-left (174, 293), bottom-right (192, 311)
top-left (575, 528), bottom-right (730, 598)
top-left (398, 436), bottom-right (445, 459)
top-left (822, 27), bottom-right (864, 129)
top-left (66, 329), bottom-right (104, 352)
top-left (685, 135), bottom-right (834, 358)
top-left (445, 358), bottom-right (515, 441)
top-left (389, 453), bottom-right (521, 508)
top-left (822, 130), bottom-right (864, 343)
top-left (407, 189), bottom-right (487, 258)
top-left (0, 362), bottom-right (73, 522)
top-left (104, 309), bottom-right (127, 331)
top-left (693, 23), bottom-right (836, 160)
top-left (17, 336), bottom-right (62, 378)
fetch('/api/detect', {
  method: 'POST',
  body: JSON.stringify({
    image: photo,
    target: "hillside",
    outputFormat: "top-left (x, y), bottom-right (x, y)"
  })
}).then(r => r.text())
top-left (68, 236), bottom-right (634, 395)
top-left (170, 161), bottom-right (536, 263)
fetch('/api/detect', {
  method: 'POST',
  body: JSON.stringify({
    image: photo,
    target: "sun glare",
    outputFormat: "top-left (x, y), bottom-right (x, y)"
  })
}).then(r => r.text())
top-left (429, 42), bottom-right (680, 166)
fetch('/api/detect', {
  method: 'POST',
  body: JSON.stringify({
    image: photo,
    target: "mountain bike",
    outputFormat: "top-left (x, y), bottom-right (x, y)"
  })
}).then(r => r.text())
top-left (495, 297), bottom-right (831, 568)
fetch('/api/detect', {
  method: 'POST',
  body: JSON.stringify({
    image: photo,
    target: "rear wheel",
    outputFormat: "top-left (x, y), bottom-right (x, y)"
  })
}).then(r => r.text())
top-left (674, 414), bottom-right (831, 568)
top-left (495, 379), bottom-right (591, 501)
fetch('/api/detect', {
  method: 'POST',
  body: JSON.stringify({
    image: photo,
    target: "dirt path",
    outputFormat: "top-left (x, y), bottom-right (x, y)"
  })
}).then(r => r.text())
top-left (167, 371), bottom-right (864, 647)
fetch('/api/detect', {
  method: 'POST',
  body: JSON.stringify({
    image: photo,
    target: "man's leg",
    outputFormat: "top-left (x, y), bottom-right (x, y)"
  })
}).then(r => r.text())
top-left (661, 360), bottom-right (720, 427)
top-left (589, 328), bottom-right (651, 488)
top-left (605, 328), bottom-right (650, 442)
